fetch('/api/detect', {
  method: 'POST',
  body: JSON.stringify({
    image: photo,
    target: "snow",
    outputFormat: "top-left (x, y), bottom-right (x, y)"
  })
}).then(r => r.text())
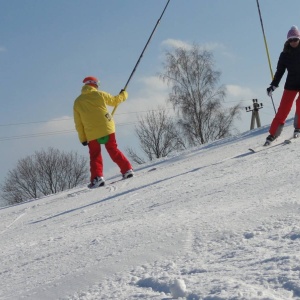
top-left (1, 118), bottom-right (300, 300)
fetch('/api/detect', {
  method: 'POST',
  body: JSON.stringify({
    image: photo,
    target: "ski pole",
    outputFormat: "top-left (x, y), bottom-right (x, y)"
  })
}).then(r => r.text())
top-left (256, 0), bottom-right (276, 114)
top-left (112, 0), bottom-right (171, 116)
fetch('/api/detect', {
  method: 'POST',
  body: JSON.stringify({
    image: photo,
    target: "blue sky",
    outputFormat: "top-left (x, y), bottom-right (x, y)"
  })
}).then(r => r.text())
top-left (0, 0), bottom-right (299, 187)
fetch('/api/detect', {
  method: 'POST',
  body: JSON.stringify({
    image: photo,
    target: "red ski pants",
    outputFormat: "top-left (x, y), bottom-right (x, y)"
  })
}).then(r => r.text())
top-left (269, 90), bottom-right (300, 137)
top-left (88, 133), bottom-right (132, 181)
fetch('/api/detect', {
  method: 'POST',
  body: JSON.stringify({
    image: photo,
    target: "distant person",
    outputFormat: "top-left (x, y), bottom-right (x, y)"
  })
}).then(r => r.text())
top-left (73, 76), bottom-right (133, 188)
top-left (265, 25), bottom-right (300, 145)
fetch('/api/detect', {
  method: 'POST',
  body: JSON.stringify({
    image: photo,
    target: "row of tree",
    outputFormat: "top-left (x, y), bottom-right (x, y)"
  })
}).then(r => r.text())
top-left (1, 148), bottom-right (88, 205)
top-left (1, 45), bottom-right (241, 205)
top-left (126, 45), bottom-right (241, 163)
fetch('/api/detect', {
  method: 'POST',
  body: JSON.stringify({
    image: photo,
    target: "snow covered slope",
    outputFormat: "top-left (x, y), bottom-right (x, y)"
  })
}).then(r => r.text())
top-left (1, 118), bottom-right (300, 300)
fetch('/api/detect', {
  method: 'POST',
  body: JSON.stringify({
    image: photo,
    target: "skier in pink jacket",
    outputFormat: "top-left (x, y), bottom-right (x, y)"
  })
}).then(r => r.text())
top-left (265, 26), bottom-right (300, 145)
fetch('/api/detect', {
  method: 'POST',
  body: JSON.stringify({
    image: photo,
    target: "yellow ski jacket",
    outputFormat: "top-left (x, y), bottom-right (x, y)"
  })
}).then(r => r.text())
top-left (73, 85), bottom-right (128, 143)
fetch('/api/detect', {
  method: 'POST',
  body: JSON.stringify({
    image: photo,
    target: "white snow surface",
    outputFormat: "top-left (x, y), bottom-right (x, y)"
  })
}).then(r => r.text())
top-left (1, 119), bottom-right (300, 300)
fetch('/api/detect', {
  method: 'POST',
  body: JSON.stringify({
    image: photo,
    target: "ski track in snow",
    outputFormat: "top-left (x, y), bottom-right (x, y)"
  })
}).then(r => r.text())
top-left (1, 119), bottom-right (300, 300)
top-left (0, 211), bottom-right (27, 235)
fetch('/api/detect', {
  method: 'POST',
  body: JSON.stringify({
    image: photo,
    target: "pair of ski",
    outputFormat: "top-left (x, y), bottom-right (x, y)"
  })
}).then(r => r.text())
top-left (67, 175), bottom-right (134, 197)
top-left (249, 136), bottom-right (299, 153)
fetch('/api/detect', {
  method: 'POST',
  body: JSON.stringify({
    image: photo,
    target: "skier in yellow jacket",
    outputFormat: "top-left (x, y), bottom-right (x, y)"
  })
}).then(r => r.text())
top-left (73, 76), bottom-right (133, 188)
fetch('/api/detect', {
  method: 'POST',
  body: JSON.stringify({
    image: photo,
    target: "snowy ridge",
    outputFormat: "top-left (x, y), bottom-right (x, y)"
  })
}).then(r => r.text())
top-left (1, 118), bottom-right (300, 300)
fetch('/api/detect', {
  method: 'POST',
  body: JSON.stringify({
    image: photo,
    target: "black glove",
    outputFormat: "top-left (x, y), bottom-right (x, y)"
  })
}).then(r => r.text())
top-left (82, 141), bottom-right (88, 146)
top-left (266, 86), bottom-right (276, 97)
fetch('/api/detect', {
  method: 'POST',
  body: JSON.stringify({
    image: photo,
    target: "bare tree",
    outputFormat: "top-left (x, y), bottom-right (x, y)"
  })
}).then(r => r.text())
top-left (126, 147), bottom-right (146, 165)
top-left (1, 147), bottom-right (89, 205)
top-left (126, 107), bottom-right (186, 163)
top-left (160, 44), bottom-right (241, 146)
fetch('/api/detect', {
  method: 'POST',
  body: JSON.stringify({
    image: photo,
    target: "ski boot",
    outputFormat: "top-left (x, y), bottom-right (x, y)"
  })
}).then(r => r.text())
top-left (123, 169), bottom-right (134, 179)
top-left (294, 129), bottom-right (300, 138)
top-left (88, 176), bottom-right (105, 188)
top-left (264, 134), bottom-right (275, 146)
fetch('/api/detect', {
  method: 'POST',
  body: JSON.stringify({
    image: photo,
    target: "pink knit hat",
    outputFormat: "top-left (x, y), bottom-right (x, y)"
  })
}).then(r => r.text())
top-left (287, 25), bottom-right (300, 40)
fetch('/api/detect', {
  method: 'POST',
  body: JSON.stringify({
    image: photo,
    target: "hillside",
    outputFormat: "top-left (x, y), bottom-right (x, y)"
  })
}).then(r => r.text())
top-left (1, 118), bottom-right (300, 300)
